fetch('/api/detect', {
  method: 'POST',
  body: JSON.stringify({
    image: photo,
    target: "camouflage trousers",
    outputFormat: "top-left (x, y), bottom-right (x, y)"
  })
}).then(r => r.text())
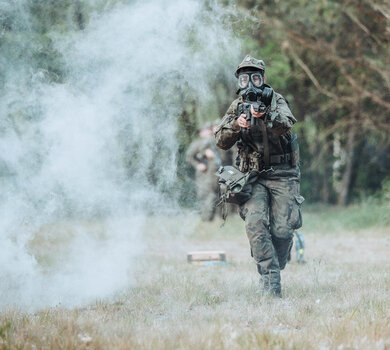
top-left (239, 168), bottom-right (304, 288)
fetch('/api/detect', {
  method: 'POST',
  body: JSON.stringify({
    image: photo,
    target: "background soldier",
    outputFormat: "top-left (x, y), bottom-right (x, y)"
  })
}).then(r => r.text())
top-left (215, 55), bottom-right (304, 297)
top-left (287, 231), bottom-right (306, 264)
top-left (186, 122), bottom-right (233, 221)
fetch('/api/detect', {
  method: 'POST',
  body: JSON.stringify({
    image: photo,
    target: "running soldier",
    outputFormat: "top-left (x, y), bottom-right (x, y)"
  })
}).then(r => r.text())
top-left (215, 55), bottom-right (304, 297)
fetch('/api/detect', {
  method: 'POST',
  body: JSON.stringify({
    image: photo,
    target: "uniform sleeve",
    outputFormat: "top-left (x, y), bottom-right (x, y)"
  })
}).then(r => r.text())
top-left (266, 93), bottom-right (297, 136)
top-left (214, 99), bottom-right (241, 150)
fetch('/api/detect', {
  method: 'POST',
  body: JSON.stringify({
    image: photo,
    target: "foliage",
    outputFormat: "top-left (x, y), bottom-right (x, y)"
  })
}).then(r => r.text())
top-left (231, 0), bottom-right (390, 204)
top-left (1, 0), bottom-right (389, 205)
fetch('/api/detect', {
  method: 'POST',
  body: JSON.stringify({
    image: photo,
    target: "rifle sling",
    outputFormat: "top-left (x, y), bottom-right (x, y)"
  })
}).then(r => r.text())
top-left (259, 119), bottom-right (270, 167)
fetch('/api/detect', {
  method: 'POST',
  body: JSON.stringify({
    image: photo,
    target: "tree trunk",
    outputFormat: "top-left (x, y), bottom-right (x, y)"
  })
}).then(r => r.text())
top-left (337, 123), bottom-right (357, 205)
top-left (322, 165), bottom-right (330, 203)
top-left (321, 138), bottom-right (333, 203)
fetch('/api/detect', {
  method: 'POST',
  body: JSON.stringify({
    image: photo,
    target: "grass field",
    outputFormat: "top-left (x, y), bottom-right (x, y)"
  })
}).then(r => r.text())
top-left (1, 204), bottom-right (390, 349)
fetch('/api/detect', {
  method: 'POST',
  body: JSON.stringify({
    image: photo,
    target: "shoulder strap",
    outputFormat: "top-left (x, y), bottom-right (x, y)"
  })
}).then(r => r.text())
top-left (259, 119), bottom-right (270, 167)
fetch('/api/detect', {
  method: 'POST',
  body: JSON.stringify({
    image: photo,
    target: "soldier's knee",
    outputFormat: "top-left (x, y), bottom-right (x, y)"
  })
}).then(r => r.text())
top-left (245, 211), bottom-right (269, 233)
top-left (253, 235), bottom-right (274, 260)
top-left (271, 224), bottom-right (294, 240)
top-left (245, 214), bottom-right (272, 264)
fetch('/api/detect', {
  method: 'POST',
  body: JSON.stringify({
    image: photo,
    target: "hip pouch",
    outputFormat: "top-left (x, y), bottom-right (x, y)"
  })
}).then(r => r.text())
top-left (215, 166), bottom-right (258, 220)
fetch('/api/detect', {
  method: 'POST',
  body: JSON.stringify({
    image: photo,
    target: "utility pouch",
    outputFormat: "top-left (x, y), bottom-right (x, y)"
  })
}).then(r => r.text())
top-left (290, 133), bottom-right (300, 167)
top-left (238, 146), bottom-right (249, 173)
top-left (215, 166), bottom-right (258, 220)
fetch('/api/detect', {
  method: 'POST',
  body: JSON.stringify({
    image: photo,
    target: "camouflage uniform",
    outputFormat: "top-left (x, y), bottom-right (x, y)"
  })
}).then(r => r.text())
top-left (215, 56), bottom-right (304, 296)
top-left (186, 136), bottom-right (233, 221)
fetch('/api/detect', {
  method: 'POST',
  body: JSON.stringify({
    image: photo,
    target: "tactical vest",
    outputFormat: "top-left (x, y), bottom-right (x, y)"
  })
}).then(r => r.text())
top-left (236, 116), bottom-right (299, 172)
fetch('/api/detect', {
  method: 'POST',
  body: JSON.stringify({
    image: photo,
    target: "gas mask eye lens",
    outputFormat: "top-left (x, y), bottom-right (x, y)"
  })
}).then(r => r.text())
top-left (251, 73), bottom-right (263, 87)
top-left (238, 74), bottom-right (250, 88)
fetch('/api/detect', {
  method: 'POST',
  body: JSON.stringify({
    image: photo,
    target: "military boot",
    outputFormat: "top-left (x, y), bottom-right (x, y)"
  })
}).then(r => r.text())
top-left (257, 269), bottom-right (282, 298)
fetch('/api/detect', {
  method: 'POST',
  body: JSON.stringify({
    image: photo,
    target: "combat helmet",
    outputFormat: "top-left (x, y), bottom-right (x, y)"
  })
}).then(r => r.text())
top-left (235, 54), bottom-right (265, 77)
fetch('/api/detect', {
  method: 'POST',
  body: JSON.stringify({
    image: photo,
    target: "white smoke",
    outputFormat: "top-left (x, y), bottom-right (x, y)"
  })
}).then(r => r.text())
top-left (0, 0), bottom-right (241, 310)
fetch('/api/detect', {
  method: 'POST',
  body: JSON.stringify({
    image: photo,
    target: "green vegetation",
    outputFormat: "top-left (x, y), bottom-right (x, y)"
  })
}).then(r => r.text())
top-left (229, 0), bottom-right (390, 205)
top-left (1, 0), bottom-right (389, 206)
top-left (303, 201), bottom-right (390, 235)
top-left (144, 200), bottom-right (390, 242)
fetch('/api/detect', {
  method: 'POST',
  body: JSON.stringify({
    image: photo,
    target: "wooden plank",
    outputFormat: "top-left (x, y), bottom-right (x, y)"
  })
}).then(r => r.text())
top-left (187, 250), bottom-right (226, 263)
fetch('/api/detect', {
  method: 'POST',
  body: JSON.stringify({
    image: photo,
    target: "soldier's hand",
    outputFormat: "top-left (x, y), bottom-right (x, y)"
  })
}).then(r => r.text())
top-left (235, 114), bottom-right (250, 129)
top-left (250, 105), bottom-right (266, 118)
top-left (196, 163), bottom-right (207, 172)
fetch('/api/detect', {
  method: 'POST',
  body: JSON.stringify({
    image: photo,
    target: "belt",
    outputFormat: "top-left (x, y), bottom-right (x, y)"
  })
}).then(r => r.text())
top-left (241, 151), bottom-right (292, 172)
top-left (269, 153), bottom-right (292, 165)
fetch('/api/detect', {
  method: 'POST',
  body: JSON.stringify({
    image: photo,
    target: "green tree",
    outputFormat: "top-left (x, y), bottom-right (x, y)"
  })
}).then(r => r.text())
top-left (234, 0), bottom-right (390, 204)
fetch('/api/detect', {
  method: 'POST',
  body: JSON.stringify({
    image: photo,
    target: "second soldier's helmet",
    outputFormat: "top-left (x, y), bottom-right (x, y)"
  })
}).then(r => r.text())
top-left (235, 54), bottom-right (265, 77)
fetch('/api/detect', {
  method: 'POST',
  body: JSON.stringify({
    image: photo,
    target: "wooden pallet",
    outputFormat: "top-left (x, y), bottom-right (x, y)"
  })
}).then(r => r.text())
top-left (187, 250), bottom-right (226, 264)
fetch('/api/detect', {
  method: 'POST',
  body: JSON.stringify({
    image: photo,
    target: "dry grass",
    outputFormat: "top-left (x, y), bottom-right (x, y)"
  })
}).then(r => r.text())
top-left (1, 207), bottom-right (390, 350)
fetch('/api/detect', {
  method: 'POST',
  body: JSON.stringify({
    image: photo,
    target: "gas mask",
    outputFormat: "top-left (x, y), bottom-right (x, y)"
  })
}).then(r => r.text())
top-left (238, 71), bottom-right (274, 108)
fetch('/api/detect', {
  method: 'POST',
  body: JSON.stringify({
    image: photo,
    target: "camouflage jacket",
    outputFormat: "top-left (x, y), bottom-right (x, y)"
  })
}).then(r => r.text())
top-left (215, 92), bottom-right (296, 160)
